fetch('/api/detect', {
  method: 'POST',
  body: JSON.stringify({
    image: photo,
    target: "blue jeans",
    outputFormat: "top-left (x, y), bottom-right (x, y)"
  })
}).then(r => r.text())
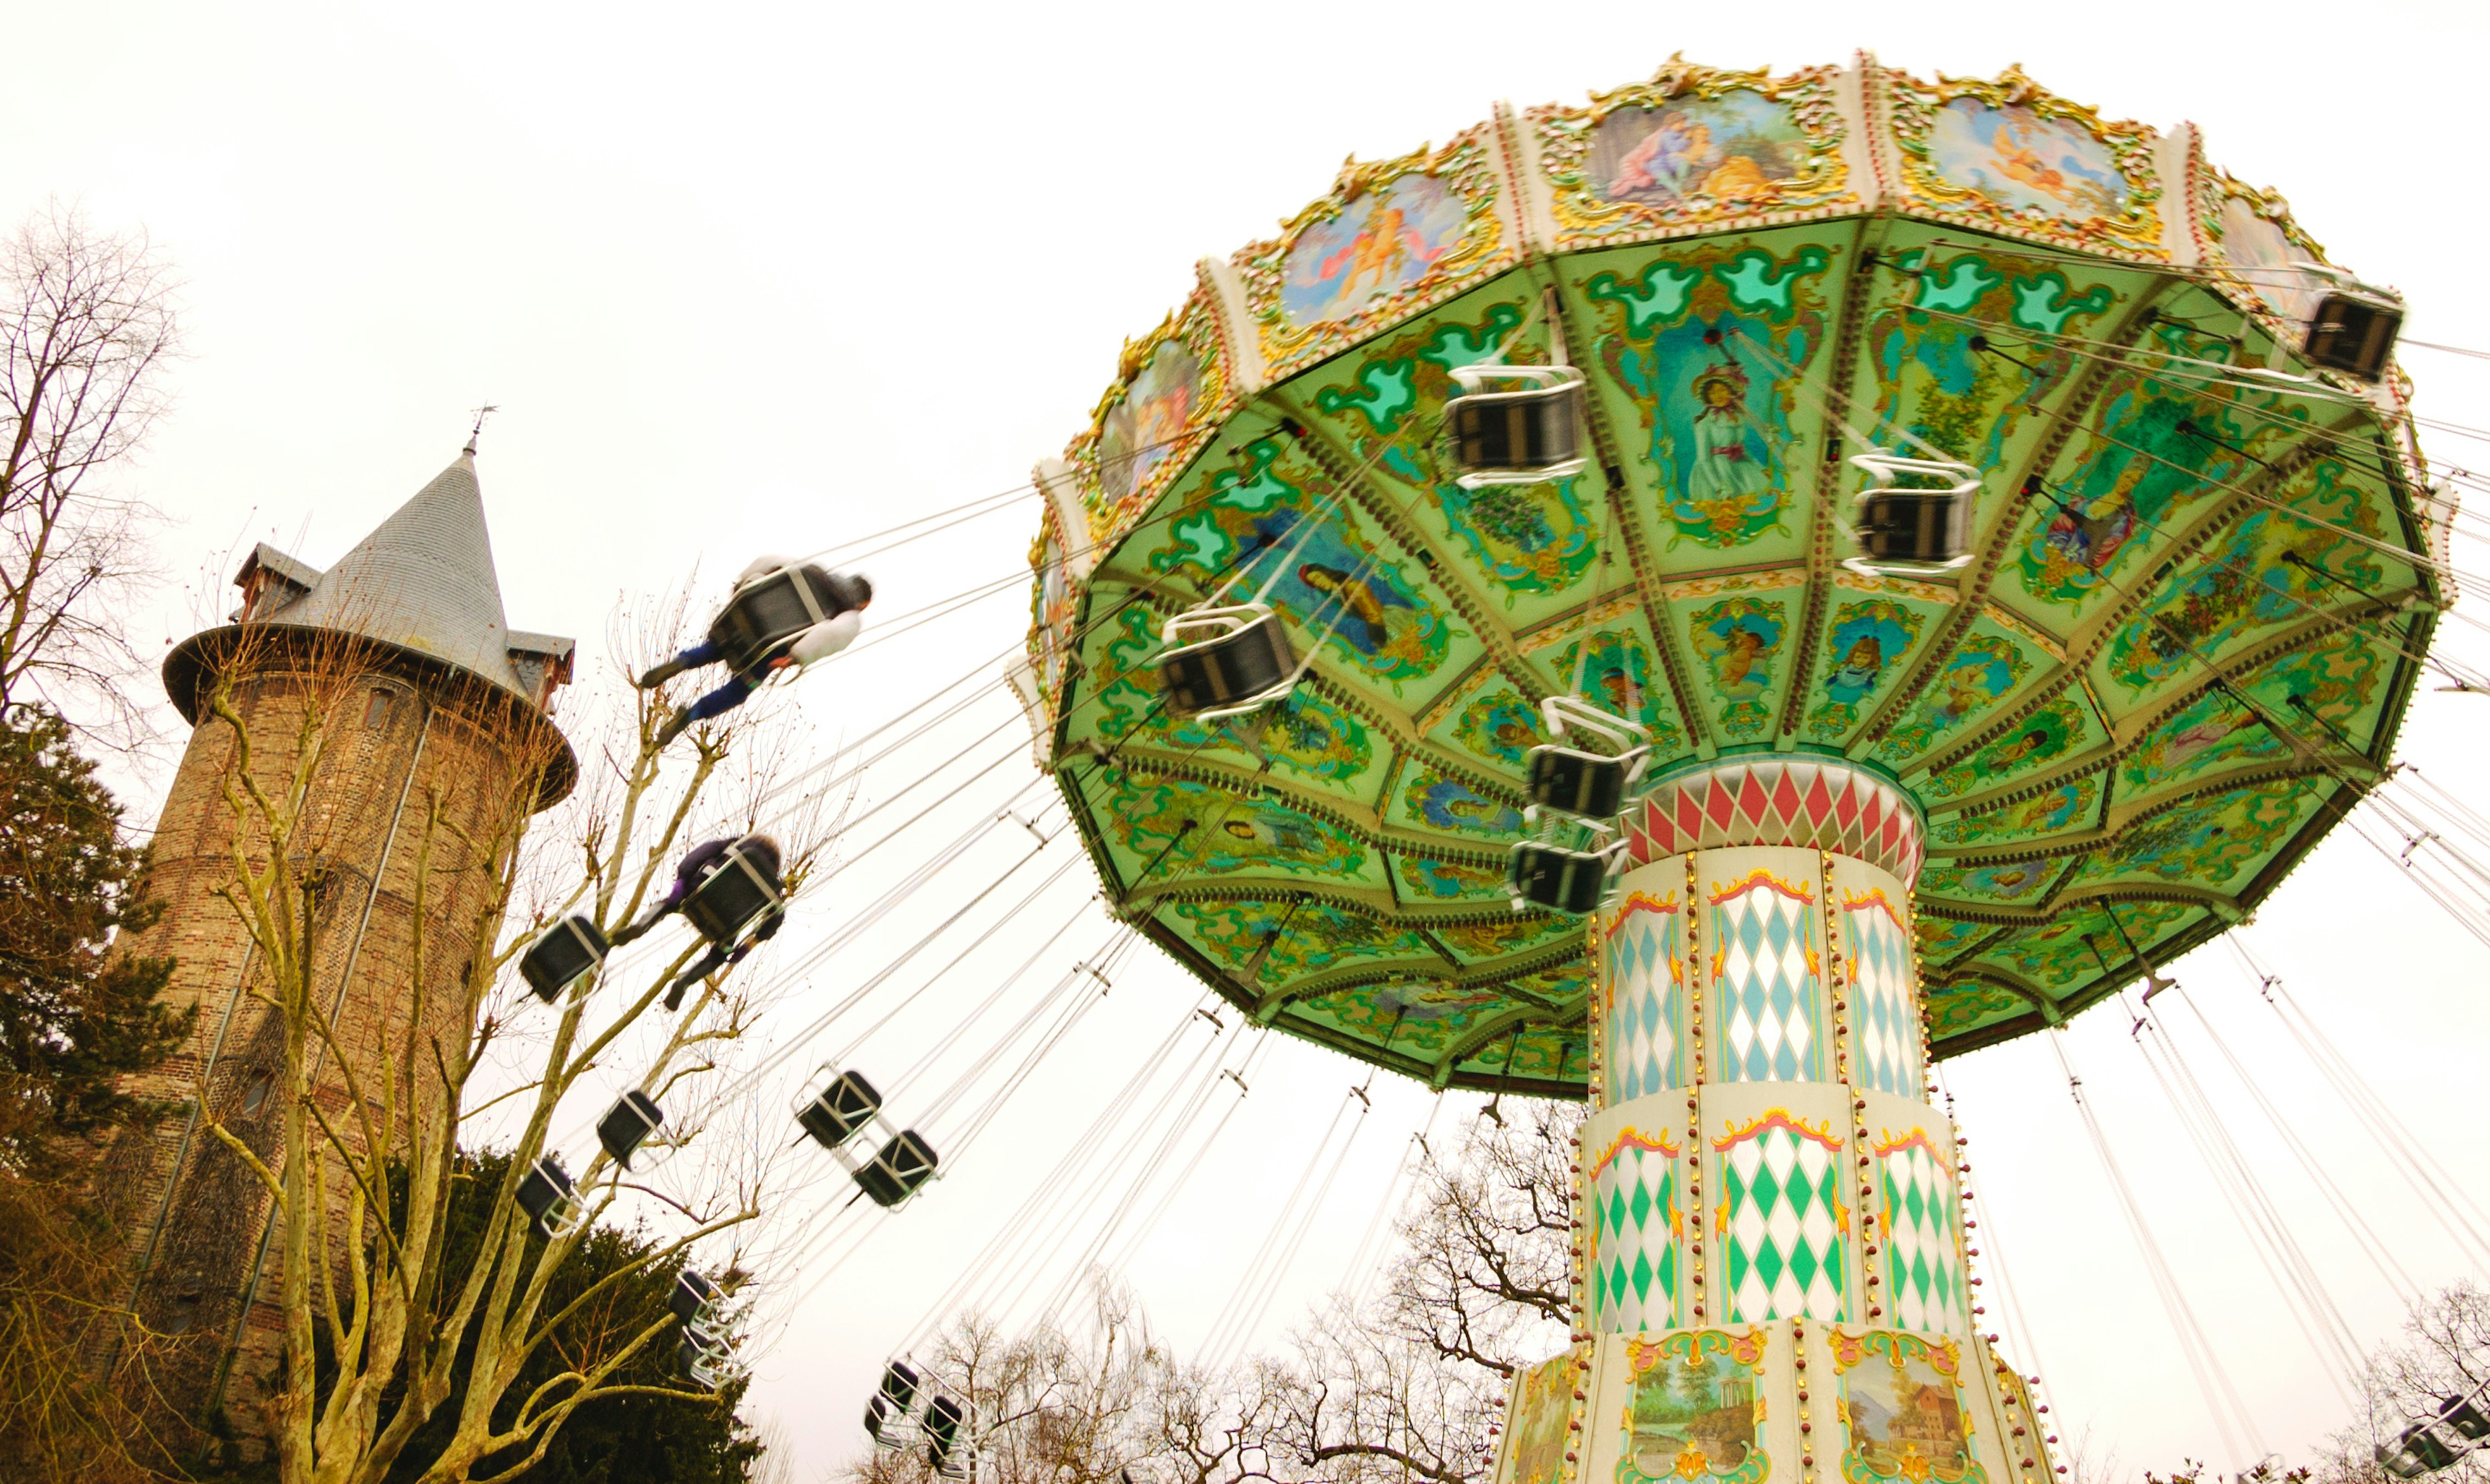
top-left (672, 640), bottom-right (755, 722)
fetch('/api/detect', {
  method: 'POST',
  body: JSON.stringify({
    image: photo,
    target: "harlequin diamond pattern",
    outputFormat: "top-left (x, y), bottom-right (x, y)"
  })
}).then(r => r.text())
top-left (1881, 1142), bottom-right (1967, 1336)
top-left (1722, 1125), bottom-right (1846, 1323)
top-left (1846, 903), bottom-right (1919, 1098)
top-left (1624, 758), bottom-right (1925, 885)
top-left (1604, 909), bottom-right (1681, 1104)
top-left (1716, 888), bottom-right (1820, 1083)
top-left (1593, 1143), bottom-right (1678, 1330)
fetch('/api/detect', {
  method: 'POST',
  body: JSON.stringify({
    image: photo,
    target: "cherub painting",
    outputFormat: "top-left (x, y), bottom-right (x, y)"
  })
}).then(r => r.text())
top-left (1281, 174), bottom-right (1469, 326)
top-left (1589, 88), bottom-right (1809, 211)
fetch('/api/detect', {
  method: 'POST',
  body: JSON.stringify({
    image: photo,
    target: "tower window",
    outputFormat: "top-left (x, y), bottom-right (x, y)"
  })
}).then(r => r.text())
top-left (239, 1070), bottom-right (274, 1118)
top-left (365, 689), bottom-right (396, 731)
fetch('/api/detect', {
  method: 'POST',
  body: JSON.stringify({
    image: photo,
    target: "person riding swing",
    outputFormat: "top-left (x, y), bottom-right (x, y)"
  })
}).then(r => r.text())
top-left (639, 556), bottom-right (873, 749)
top-left (611, 832), bottom-right (787, 1009)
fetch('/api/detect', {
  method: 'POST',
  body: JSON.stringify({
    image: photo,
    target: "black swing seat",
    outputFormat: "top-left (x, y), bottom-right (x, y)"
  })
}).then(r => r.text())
top-left (679, 1326), bottom-right (743, 1391)
top-left (798, 1068), bottom-right (884, 1151)
top-left (1508, 842), bottom-right (1615, 916)
top-left (681, 845), bottom-right (784, 947)
top-left (710, 563), bottom-right (835, 675)
top-left (2382, 1426), bottom-right (2461, 1477)
top-left (1158, 604), bottom-right (1297, 721)
top-left (516, 1154), bottom-right (584, 1238)
top-left (596, 1090), bottom-right (666, 1169)
top-left (520, 915), bottom-right (609, 1003)
top-left (1446, 364), bottom-right (1588, 488)
top-left (671, 1268), bottom-right (726, 1332)
top-left (1524, 695), bottom-right (1651, 820)
top-left (2443, 1393), bottom-right (2490, 1443)
top-left (855, 1129), bottom-right (941, 1209)
top-left (2303, 285), bottom-right (2402, 383)
top-left (1843, 451), bottom-right (1978, 577)
top-left (924, 1394), bottom-right (969, 1478)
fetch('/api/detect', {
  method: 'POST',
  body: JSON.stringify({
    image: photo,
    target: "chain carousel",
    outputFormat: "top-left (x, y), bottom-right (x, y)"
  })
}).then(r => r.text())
top-left (1012, 52), bottom-right (2443, 1484)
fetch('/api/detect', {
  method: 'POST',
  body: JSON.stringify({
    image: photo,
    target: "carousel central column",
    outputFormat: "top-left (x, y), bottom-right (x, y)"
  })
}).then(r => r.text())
top-left (1494, 757), bottom-right (2053, 1484)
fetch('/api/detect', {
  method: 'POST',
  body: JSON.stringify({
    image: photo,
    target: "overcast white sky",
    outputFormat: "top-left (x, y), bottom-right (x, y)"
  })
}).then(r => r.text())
top-left (10, 2), bottom-right (2490, 1479)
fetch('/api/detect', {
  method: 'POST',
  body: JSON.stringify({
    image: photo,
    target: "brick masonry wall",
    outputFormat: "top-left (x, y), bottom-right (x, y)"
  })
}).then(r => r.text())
top-left (97, 642), bottom-right (560, 1448)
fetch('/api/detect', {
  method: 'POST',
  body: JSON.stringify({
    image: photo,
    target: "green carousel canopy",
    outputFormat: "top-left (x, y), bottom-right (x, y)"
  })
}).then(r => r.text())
top-left (1013, 54), bottom-right (2448, 1098)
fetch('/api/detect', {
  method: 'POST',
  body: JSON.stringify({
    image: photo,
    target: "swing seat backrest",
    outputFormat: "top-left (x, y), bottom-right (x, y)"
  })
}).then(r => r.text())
top-left (1527, 746), bottom-right (1633, 819)
top-left (797, 1068), bottom-right (884, 1151)
top-left (1855, 488), bottom-right (1971, 566)
top-left (521, 915), bottom-right (609, 1002)
top-left (596, 1090), bottom-right (667, 1169)
top-left (1446, 366), bottom-right (1587, 489)
top-left (681, 846), bottom-right (783, 946)
top-left (2303, 287), bottom-right (2402, 383)
top-left (855, 1129), bottom-right (941, 1208)
top-left (517, 1155), bottom-right (584, 1238)
top-left (671, 1268), bottom-right (726, 1330)
top-left (1507, 841), bottom-right (1613, 916)
top-left (710, 565), bottom-right (831, 674)
top-left (1158, 605), bottom-right (1297, 720)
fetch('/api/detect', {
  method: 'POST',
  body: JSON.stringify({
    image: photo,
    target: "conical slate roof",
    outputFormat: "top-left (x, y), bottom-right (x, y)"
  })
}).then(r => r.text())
top-left (267, 450), bottom-right (525, 693)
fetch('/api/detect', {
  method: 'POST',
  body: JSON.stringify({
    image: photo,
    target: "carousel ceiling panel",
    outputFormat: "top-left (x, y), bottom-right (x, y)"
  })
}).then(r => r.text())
top-left (1026, 54), bottom-right (2443, 1090)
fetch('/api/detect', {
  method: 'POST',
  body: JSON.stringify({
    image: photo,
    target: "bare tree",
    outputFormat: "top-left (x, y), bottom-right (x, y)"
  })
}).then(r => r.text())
top-left (1384, 1101), bottom-right (1577, 1379)
top-left (174, 605), bottom-right (838, 1483)
top-left (0, 205), bottom-right (178, 748)
top-left (2317, 1282), bottom-right (2490, 1484)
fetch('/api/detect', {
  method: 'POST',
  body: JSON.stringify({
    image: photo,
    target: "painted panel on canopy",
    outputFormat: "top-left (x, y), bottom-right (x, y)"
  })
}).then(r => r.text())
top-left (1799, 580), bottom-right (1948, 746)
top-left (1137, 432), bottom-right (1467, 694)
top-left (2199, 171), bottom-right (2334, 333)
top-left (1290, 982), bottom-right (1510, 1065)
top-left (1163, 899), bottom-right (1442, 987)
top-left (1425, 668), bottom-right (1551, 784)
top-left (1099, 773), bottom-right (1386, 891)
top-left (1915, 856), bottom-right (2076, 910)
top-left (1390, 755), bottom-right (1530, 843)
top-left (2088, 506), bottom-right (2389, 713)
top-left (1065, 290), bottom-right (1236, 533)
top-left (1923, 982), bottom-right (2026, 1039)
top-left (1234, 124), bottom-right (1519, 380)
top-left (1849, 222), bottom-right (2129, 495)
top-left (1868, 610), bottom-right (2051, 770)
top-left (1515, 596), bottom-right (1694, 760)
top-left (1963, 900), bottom-right (2198, 996)
top-left (1925, 771), bottom-right (2105, 851)
top-left (1915, 684), bottom-right (2105, 803)
top-left (1993, 307), bottom-right (2309, 626)
top-left (1286, 288), bottom-right (1607, 627)
top-left (1883, 65), bottom-right (2163, 256)
top-left (1914, 915), bottom-right (1999, 969)
top-left (2059, 776), bottom-right (2332, 894)
top-left (1436, 913), bottom-right (1583, 966)
top-left (1530, 60), bottom-right (1856, 248)
top-left (1666, 575), bottom-right (1807, 746)
top-left (1393, 851), bottom-right (1514, 908)
top-left (1565, 231), bottom-right (1841, 568)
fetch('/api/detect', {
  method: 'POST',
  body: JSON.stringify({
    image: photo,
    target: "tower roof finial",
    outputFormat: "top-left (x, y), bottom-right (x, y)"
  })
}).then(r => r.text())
top-left (464, 403), bottom-right (499, 456)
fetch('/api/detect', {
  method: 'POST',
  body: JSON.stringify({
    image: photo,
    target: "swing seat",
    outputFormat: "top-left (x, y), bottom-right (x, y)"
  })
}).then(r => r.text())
top-left (520, 915), bottom-right (608, 1003)
top-left (679, 1328), bottom-right (745, 1391)
top-left (2303, 286), bottom-right (2402, 382)
top-left (671, 1269), bottom-right (726, 1335)
top-left (1447, 365), bottom-right (1587, 488)
top-left (1527, 746), bottom-right (1633, 819)
top-left (1158, 605), bottom-right (1297, 721)
top-left (854, 1129), bottom-right (941, 1209)
top-left (925, 1394), bottom-right (969, 1478)
top-left (2382, 1424), bottom-right (2461, 1476)
top-left (1508, 842), bottom-right (1613, 916)
top-left (2443, 1395), bottom-right (2490, 1442)
top-left (796, 1068), bottom-right (884, 1151)
top-left (516, 1154), bottom-right (584, 1238)
top-left (866, 1395), bottom-right (905, 1447)
top-left (596, 1090), bottom-right (667, 1170)
top-left (681, 845), bottom-right (784, 947)
top-left (710, 564), bottom-right (833, 674)
top-left (1843, 451), bottom-right (1978, 577)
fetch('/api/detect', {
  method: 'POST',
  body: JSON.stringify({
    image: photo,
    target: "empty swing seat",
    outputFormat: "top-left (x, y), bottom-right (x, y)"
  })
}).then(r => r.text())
top-left (1508, 843), bottom-right (1611, 916)
top-left (710, 564), bottom-right (831, 674)
top-left (671, 1268), bottom-right (725, 1334)
top-left (2443, 1393), bottom-right (2490, 1442)
top-left (1158, 606), bottom-right (1296, 720)
top-left (2385, 1425), bottom-right (2461, 1476)
top-left (1855, 488), bottom-right (1970, 567)
top-left (855, 1129), bottom-right (941, 1209)
top-left (516, 1154), bottom-right (584, 1238)
top-left (1527, 746), bottom-right (1632, 819)
top-left (925, 1393), bottom-right (968, 1478)
top-left (1446, 366), bottom-right (1587, 488)
top-left (2303, 287), bottom-right (2403, 382)
top-left (520, 915), bottom-right (609, 1003)
top-left (798, 1068), bottom-right (883, 1151)
top-left (680, 1327), bottom-right (743, 1391)
top-left (597, 1091), bottom-right (667, 1169)
top-left (867, 1360), bottom-right (922, 1447)
top-left (681, 845), bottom-right (783, 947)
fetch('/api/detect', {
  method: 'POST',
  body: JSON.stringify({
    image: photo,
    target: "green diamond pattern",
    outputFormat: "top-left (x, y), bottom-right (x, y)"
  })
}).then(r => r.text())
top-left (1592, 1140), bottom-right (1678, 1330)
top-left (1879, 1141), bottom-right (1966, 1334)
top-left (1722, 1123), bottom-right (1846, 1323)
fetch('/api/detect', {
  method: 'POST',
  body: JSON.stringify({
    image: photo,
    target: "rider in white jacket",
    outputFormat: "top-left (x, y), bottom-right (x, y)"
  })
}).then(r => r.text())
top-left (639, 556), bottom-right (872, 749)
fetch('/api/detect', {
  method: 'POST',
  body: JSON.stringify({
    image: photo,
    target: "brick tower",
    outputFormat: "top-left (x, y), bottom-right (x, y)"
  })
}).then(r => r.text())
top-left (99, 442), bottom-right (578, 1448)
